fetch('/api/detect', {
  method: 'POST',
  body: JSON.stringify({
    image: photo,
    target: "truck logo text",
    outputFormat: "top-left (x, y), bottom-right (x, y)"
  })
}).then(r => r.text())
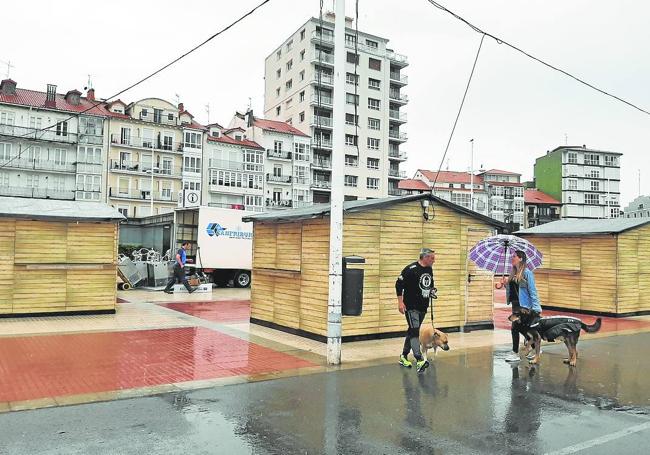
top-left (206, 222), bottom-right (253, 240)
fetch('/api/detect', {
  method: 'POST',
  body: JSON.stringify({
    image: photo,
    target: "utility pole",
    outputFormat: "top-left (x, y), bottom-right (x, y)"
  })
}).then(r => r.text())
top-left (469, 138), bottom-right (474, 211)
top-left (327, 0), bottom-right (346, 365)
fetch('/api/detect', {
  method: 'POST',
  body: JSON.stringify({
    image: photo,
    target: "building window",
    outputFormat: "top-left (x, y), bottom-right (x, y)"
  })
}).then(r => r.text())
top-left (451, 193), bottom-right (471, 209)
top-left (369, 58), bottom-right (381, 71)
top-left (368, 98), bottom-right (381, 110)
top-left (346, 52), bottom-right (359, 64)
top-left (286, 98), bottom-right (293, 108)
top-left (345, 33), bottom-right (356, 46)
top-left (286, 39), bottom-right (293, 51)
top-left (605, 155), bottom-right (618, 166)
top-left (153, 109), bottom-right (163, 123)
top-left (346, 93), bottom-right (359, 105)
top-left (274, 140), bottom-right (283, 153)
top-left (299, 90), bottom-right (305, 102)
top-left (345, 134), bottom-right (358, 146)
top-left (367, 178), bottom-right (379, 189)
top-left (345, 113), bottom-right (358, 126)
top-left (183, 157), bottom-right (201, 173)
top-left (367, 138), bottom-right (380, 150)
top-left (0, 111), bottom-right (15, 125)
top-left (590, 181), bottom-right (600, 191)
top-left (168, 113), bottom-right (174, 121)
top-left (568, 179), bottom-right (578, 190)
top-left (293, 142), bottom-right (309, 161)
top-left (368, 118), bottom-right (380, 130)
top-left (286, 118), bottom-right (292, 125)
top-left (0, 142), bottom-right (12, 161)
top-left (366, 39), bottom-right (378, 49)
top-left (286, 79), bottom-right (293, 91)
top-left (287, 60), bottom-right (293, 71)
top-left (184, 131), bottom-right (202, 149)
top-left (367, 158), bottom-right (379, 170)
top-left (141, 109), bottom-right (148, 118)
top-left (589, 170), bottom-right (600, 178)
top-left (299, 111), bottom-right (305, 122)
top-left (344, 175), bottom-right (358, 187)
top-left (276, 68), bottom-right (281, 79)
top-left (345, 155), bottom-right (358, 167)
top-left (276, 106), bottom-right (281, 116)
top-left (276, 50), bottom-right (282, 60)
top-left (300, 50), bottom-right (305, 61)
top-left (584, 154), bottom-right (600, 166)
top-left (276, 87), bottom-right (281, 97)
top-left (346, 73), bottom-right (359, 85)
top-left (585, 193), bottom-right (600, 205)
top-left (56, 121), bottom-right (68, 136)
top-left (300, 29), bottom-right (306, 40)
top-left (77, 146), bottom-right (102, 164)
top-left (300, 70), bottom-right (305, 81)
top-left (368, 78), bottom-right (381, 90)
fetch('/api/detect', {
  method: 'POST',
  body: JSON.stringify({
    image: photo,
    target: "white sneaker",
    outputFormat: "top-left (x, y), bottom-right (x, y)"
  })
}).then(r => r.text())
top-left (526, 349), bottom-right (542, 360)
top-left (504, 352), bottom-right (521, 363)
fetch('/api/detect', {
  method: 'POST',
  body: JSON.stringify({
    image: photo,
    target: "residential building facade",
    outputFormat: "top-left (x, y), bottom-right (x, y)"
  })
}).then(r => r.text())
top-left (623, 195), bottom-right (650, 218)
top-left (263, 13), bottom-right (408, 202)
top-left (178, 104), bottom-right (206, 203)
top-left (105, 98), bottom-right (184, 218)
top-left (524, 189), bottom-right (561, 228)
top-left (482, 169), bottom-right (525, 226)
top-left (535, 145), bottom-right (622, 219)
top-left (0, 79), bottom-right (108, 202)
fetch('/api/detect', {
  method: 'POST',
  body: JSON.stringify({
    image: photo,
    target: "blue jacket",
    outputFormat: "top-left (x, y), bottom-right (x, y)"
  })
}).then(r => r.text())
top-left (506, 268), bottom-right (542, 313)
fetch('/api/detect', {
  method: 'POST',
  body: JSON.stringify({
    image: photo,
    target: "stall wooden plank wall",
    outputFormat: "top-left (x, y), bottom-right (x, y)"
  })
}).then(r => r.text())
top-left (617, 223), bottom-right (650, 314)
top-left (0, 219), bottom-right (118, 316)
top-left (251, 200), bottom-right (497, 339)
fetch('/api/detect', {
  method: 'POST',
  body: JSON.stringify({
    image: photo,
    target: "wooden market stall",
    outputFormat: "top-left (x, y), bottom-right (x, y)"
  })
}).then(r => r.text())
top-left (517, 218), bottom-right (650, 316)
top-left (243, 194), bottom-right (504, 341)
top-left (0, 197), bottom-right (124, 317)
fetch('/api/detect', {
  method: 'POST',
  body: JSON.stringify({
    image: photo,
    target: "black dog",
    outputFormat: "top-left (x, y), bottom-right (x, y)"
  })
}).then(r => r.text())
top-left (509, 309), bottom-right (602, 366)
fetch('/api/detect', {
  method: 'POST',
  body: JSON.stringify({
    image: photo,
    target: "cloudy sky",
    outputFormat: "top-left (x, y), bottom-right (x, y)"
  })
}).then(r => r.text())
top-left (4, 0), bottom-right (649, 206)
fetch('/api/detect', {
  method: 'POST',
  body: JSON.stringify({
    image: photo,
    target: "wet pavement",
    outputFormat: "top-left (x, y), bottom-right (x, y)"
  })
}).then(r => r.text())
top-left (1, 332), bottom-right (648, 455)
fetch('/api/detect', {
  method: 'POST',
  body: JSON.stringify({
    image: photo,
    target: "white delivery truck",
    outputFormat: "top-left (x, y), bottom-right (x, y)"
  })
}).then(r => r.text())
top-left (172, 206), bottom-right (254, 288)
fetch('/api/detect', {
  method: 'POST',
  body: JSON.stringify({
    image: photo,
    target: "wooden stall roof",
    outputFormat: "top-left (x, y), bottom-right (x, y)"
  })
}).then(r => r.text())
top-left (0, 197), bottom-right (125, 222)
top-left (516, 218), bottom-right (650, 237)
top-left (242, 194), bottom-right (505, 228)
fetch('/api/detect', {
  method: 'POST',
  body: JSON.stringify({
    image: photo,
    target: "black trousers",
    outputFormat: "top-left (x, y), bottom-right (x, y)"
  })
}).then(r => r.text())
top-left (164, 264), bottom-right (192, 292)
top-left (402, 309), bottom-right (426, 361)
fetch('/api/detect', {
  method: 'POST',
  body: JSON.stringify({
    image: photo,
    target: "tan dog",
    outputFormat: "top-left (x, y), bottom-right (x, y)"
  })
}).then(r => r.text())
top-left (419, 323), bottom-right (450, 361)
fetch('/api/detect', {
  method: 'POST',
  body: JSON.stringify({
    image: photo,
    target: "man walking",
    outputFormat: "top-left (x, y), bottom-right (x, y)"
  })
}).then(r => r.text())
top-left (396, 248), bottom-right (436, 373)
top-left (164, 241), bottom-right (196, 294)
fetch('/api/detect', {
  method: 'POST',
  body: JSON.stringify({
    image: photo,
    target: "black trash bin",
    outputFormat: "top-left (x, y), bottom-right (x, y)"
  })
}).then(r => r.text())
top-left (342, 255), bottom-right (365, 316)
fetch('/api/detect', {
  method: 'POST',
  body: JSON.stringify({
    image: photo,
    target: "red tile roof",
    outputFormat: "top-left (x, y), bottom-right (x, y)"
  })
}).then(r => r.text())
top-left (525, 189), bottom-right (560, 205)
top-left (481, 169), bottom-right (521, 176)
top-left (253, 118), bottom-right (309, 137)
top-left (207, 134), bottom-right (263, 149)
top-left (418, 170), bottom-right (484, 185)
top-left (399, 179), bottom-right (430, 191)
top-left (0, 86), bottom-right (116, 117)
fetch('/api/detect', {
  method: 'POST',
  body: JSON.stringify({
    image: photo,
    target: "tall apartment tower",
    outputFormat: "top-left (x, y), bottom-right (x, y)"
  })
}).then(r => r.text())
top-left (263, 13), bottom-right (408, 202)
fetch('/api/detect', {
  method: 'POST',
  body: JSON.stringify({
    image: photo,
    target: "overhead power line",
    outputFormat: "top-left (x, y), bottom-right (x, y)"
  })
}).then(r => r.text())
top-left (0, 0), bottom-right (273, 169)
top-left (425, 0), bottom-right (650, 117)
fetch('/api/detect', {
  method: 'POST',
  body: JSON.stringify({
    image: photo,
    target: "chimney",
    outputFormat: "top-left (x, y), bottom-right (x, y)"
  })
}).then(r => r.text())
top-left (65, 89), bottom-right (81, 106)
top-left (178, 102), bottom-right (184, 112)
top-left (0, 79), bottom-right (17, 95)
top-left (86, 88), bottom-right (95, 101)
top-left (246, 109), bottom-right (254, 127)
top-left (45, 84), bottom-right (57, 108)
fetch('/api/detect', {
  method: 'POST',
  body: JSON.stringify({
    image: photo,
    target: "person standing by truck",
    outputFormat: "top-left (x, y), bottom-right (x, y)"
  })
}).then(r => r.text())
top-left (164, 242), bottom-right (196, 294)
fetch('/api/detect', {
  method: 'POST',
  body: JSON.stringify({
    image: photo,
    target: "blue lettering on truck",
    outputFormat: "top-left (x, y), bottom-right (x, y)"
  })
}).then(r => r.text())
top-left (206, 222), bottom-right (253, 240)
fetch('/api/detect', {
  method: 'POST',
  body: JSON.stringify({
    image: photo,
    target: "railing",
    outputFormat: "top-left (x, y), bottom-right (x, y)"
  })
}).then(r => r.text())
top-left (267, 149), bottom-right (292, 160)
top-left (312, 138), bottom-right (333, 149)
top-left (388, 150), bottom-right (408, 160)
top-left (390, 72), bottom-right (409, 84)
top-left (109, 160), bottom-right (180, 177)
top-left (389, 170), bottom-right (407, 178)
top-left (343, 40), bottom-right (384, 58)
top-left (311, 180), bottom-right (332, 190)
top-left (208, 159), bottom-right (263, 173)
top-left (79, 134), bottom-right (104, 145)
top-left (389, 188), bottom-right (406, 196)
top-left (110, 134), bottom-right (178, 152)
top-left (389, 91), bottom-right (409, 103)
top-left (311, 116), bottom-right (333, 128)
top-left (0, 186), bottom-right (76, 200)
top-left (387, 50), bottom-right (409, 65)
top-left (311, 94), bottom-right (333, 106)
top-left (0, 123), bottom-right (78, 143)
top-left (389, 110), bottom-right (408, 122)
top-left (138, 111), bottom-right (177, 126)
top-left (293, 200), bottom-right (313, 209)
top-left (312, 51), bottom-right (334, 64)
top-left (312, 158), bottom-right (332, 169)
top-left (389, 131), bottom-right (408, 141)
top-left (266, 198), bottom-right (293, 208)
top-left (109, 187), bottom-right (178, 202)
top-left (0, 158), bottom-right (76, 173)
top-left (266, 174), bottom-right (292, 184)
top-left (312, 74), bottom-right (334, 86)
top-left (311, 30), bottom-right (335, 45)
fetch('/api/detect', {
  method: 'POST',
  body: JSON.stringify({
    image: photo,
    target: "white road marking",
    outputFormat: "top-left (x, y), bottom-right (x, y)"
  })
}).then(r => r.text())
top-left (544, 420), bottom-right (650, 455)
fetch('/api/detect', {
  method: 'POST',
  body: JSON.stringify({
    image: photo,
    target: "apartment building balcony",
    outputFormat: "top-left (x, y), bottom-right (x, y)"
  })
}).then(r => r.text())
top-left (266, 174), bottom-right (292, 185)
top-left (311, 51), bottom-right (335, 66)
top-left (0, 186), bottom-right (76, 200)
top-left (109, 187), bottom-right (178, 203)
top-left (388, 169), bottom-right (407, 179)
top-left (311, 137), bottom-right (333, 150)
top-left (389, 72), bottom-right (408, 85)
top-left (343, 40), bottom-right (384, 58)
top-left (312, 157), bottom-right (332, 170)
top-left (78, 133), bottom-right (104, 146)
top-left (109, 160), bottom-right (182, 179)
top-left (0, 124), bottom-right (78, 144)
top-left (311, 180), bottom-right (332, 191)
top-left (138, 110), bottom-right (178, 126)
top-left (387, 50), bottom-right (409, 66)
top-left (293, 200), bottom-right (313, 209)
top-left (388, 150), bottom-right (407, 161)
top-left (389, 91), bottom-right (409, 104)
top-left (310, 94), bottom-right (333, 108)
top-left (266, 198), bottom-right (293, 209)
top-left (311, 74), bottom-right (334, 87)
top-left (208, 159), bottom-right (263, 173)
top-left (311, 30), bottom-right (335, 46)
top-left (110, 134), bottom-right (180, 153)
top-left (389, 110), bottom-right (408, 124)
top-left (389, 130), bottom-right (408, 142)
top-left (0, 158), bottom-right (76, 173)
top-left (389, 188), bottom-right (406, 196)
top-left (267, 149), bottom-right (292, 161)
top-left (311, 116), bottom-right (333, 129)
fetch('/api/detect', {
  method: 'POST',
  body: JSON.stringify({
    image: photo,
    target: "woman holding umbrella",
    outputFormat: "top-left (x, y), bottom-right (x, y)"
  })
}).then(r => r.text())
top-left (502, 250), bottom-right (542, 363)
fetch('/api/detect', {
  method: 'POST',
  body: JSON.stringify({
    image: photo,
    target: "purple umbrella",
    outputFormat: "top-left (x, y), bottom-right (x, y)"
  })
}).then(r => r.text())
top-left (468, 234), bottom-right (543, 275)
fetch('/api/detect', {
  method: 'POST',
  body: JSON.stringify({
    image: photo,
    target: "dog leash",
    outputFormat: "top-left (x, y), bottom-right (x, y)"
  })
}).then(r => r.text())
top-left (429, 287), bottom-right (438, 327)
